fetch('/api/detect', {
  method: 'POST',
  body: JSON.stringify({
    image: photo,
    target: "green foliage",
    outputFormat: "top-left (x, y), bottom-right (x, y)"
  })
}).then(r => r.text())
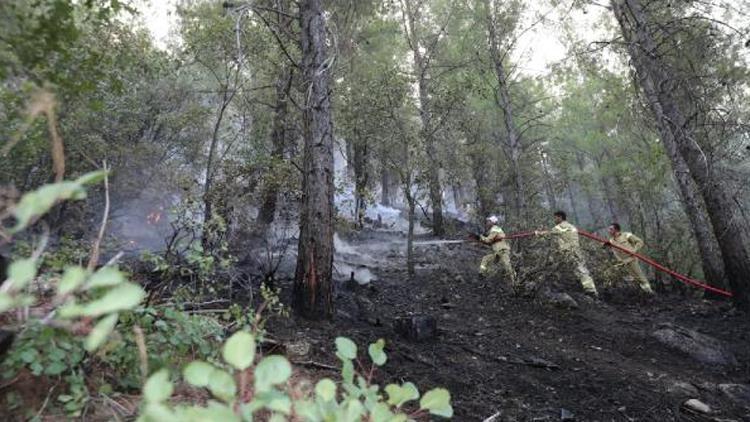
top-left (138, 335), bottom-right (452, 421)
top-left (1, 323), bottom-right (85, 378)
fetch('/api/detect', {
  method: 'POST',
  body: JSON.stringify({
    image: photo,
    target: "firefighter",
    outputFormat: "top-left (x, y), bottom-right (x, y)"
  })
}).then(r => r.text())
top-left (605, 223), bottom-right (655, 294)
top-left (478, 215), bottom-right (517, 285)
top-left (535, 211), bottom-right (599, 298)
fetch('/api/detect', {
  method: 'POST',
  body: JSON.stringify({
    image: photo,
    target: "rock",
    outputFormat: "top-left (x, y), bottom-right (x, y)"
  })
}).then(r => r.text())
top-left (394, 315), bottom-right (437, 341)
top-left (651, 323), bottom-right (737, 366)
top-left (285, 340), bottom-right (311, 360)
top-left (683, 399), bottom-right (711, 414)
top-left (544, 291), bottom-right (579, 309)
top-left (560, 407), bottom-right (575, 420)
top-left (718, 384), bottom-right (750, 408)
top-left (668, 381), bottom-right (699, 397)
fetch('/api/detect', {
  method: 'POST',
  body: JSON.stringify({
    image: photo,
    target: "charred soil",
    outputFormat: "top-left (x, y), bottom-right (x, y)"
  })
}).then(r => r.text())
top-left (267, 231), bottom-right (750, 421)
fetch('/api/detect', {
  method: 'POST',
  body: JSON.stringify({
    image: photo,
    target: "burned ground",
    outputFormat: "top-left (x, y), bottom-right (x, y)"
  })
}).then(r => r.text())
top-left (267, 230), bottom-right (750, 421)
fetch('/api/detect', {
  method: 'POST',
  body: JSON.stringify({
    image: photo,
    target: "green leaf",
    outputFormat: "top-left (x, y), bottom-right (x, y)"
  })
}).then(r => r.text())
top-left (0, 293), bottom-right (15, 313)
top-left (57, 301), bottom-right (85, 318)
top-left (315, 378), bottom-right (337, 402)
top-left (143, 369), bottom-right (173, 404)
top-left (341, 359), bottom-right (354, 385)
top-left (292, 400), bottom-right (320, 421)
top-left (183, 361), bottom-right (215, 387)
top-left (419, 388), bottom-right (453, 417)
top-left (12, 182), bottom-right (87, 232)
top-left (82, 282), bottom-right (145, 316)
top-left (370, 402), bottom-right (396, 422)
top-left (254, 356), bottom-right (292, 393)
top-left (208, 369), bottom-right (236, 403)
top-left (86, 267), bottom-right (125, 290)
top-left (85, 313), bottom-right (119, 351)
top-left (58, 266), bottom-right (88, 295)
top-left (368, 338), bottom-right (387, 366)
top-left (140, 402), bottom-right (178, 422)
top-left (74, 170), bottom-right (107, 186)
top-left (385, 382), bottom-right (419, 408)
top-left (177, 402), bottom-right (239, 422)
top-left (222, 331), bottom-right (255, 370)
top-left (255, 390), bottom-right (292, 414)
top-left (5, 258), bottom-right (37, 291)
top-left (335, 337), bottom-right (357, 361)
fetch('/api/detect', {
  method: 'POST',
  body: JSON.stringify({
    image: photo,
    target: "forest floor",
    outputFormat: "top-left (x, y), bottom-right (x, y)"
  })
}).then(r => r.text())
top-left (266, 229), bottom-right (750, 421)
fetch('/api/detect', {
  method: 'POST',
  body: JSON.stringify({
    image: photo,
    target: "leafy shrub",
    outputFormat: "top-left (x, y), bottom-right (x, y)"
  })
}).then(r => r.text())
top-left (138, 334), bottom-right (452, 421)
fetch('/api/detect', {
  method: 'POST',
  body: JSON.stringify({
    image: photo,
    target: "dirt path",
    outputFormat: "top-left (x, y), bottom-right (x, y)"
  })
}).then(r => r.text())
top-left (269, 231), bottom-right (750, 421)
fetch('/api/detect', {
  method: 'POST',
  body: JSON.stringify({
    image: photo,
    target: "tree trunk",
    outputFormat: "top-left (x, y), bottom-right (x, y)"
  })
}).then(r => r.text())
top-left (613, 0), bottom-right (748, 306)
top-left (484, 0), bottom-right (526, 226)
top-left (203, 91), bottom-right (232, 241)
top-left (353, 134), bottom-right (368, 228)
top-left (380, 166), bottom-right (391, 206)
top-left (405, 187), bottom-right (416, 276)
top-left (257, 65), bottom-right (293, 226)
top-left (293, 0), bottom-right (335, 319)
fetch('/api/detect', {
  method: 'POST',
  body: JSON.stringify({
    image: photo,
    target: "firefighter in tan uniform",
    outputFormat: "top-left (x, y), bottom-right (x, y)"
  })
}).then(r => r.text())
top-left (478, 216), bottom-right (517, 285)
top-left (606, 223), bottom-right (655, 294)
top-left (535, 211), bottom-right (599, 297)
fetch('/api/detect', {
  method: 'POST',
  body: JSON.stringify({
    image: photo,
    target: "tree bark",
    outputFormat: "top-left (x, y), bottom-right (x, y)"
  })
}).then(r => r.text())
top-left (484, 0), bottom-right (526, 226)
top-left (612, 0), bottom-right (748, 306)
top-left (257, 65), bottom-right (293, 226)
top-left (293, 0), bottom-right (335, 319)
top-left (403, 0), bottom-right (444, 236)
top-left (353, 133), bottom-right (369, 228)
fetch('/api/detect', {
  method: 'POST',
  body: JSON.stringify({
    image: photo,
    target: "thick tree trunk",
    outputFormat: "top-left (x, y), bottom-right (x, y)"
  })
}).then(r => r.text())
top-left (257, 66), bottom-right (293, 226)
top-left (613, 0), bottom-right (748, 306)
top-left (484, 0), bottom-right (526, 225)
top-left (293, 0), bottom-right (335, 319)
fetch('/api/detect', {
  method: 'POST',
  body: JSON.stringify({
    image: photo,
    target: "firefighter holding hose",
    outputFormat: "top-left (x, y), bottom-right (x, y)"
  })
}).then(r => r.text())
top-left (477, 215), bottom-right (517, 286)
top-left (535, 211), bottom-right (599, 298)
top-left (605, 223), bottom-right (655, 294)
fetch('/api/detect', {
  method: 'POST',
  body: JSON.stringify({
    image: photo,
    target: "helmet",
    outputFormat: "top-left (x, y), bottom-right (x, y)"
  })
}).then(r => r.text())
top-left (486, 215), bottom-right (499, 224)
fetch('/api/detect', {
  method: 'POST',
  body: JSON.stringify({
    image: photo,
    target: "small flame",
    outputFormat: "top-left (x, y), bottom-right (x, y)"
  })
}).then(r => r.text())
top-left (146, 211), bottom-right (162, 225)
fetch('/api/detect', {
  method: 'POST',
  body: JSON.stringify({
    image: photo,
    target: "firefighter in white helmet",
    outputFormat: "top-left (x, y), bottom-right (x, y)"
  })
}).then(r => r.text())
top-left (478, 215), bottom-right (517, 285)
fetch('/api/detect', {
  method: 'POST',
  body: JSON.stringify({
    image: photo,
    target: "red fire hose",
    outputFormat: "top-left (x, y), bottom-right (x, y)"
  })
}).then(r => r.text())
top-left (577, 229), bottom-right (732, 298)
top-left (471, 228), bottom-right (733, 297)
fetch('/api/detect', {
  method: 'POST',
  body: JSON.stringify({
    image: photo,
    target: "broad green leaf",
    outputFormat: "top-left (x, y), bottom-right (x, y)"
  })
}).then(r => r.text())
top-left (208, 369), bottom-right (236, 403)
top-left (58, 266), bottom-right (88, 295)
top-left (222, 331), bottom-right (255, 370)
top-left (0, 293), bottom-right (14, 313)
top-left (143, 369), bottom-right (173, 404)
top-left (315, 378), bottom-right (337, 402)
top-left (85, 313), bottom-right (119, 351)
top-left (82, 282), bottom-right (145, 316)
top-left (255, 390), bottom-right (292, 414)
top-left (58, 301), bottom-right (85, 318)
top-left (419, 388), bottom-right (453, 417)
top-left (86, 267), bottom-right (125, 289)
top-left (183, 361), bottom-right (215, 387)
top-left (368, 339), bottom-right (387, 366)
top-left (176, 402), bottom-right (239, 422)
top-left (5, 258), bottom-right (37, 291)
top-left (268, 414), bottom-right (286, 422)
top-left (139, 402), bottom-right (178, 422)
top-left (12, 182), bottom-right (87, 232)
top-left (254, 355), bottom-right (292, 393)
top-left (385, 382), bottom-right (419, 408)
top-left (370, 402), bottom-right (396, 422)
top-left (335, 337), bottom-right (357, 360)
top-left (293, 400), bottom-right (320, 421)
top-left (342, 399), bottom-right (364, 421)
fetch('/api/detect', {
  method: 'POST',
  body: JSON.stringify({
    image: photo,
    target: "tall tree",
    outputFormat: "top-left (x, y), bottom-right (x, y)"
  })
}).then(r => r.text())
top-left (611, 0), bottom-right (750, 307)
top-left (293, 0), bottom-right (335, 319)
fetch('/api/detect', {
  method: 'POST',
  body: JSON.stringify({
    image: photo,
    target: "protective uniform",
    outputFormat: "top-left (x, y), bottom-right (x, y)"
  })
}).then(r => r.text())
top-left (609, 232), bottom-right (654, 294)
top-left (479, 224), bottom-right (517, 284)
top-left (541, 221), bottom-right (598, 296)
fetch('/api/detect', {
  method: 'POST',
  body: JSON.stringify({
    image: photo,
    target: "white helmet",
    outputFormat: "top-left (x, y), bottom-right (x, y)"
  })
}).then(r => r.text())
top-left (486, 215), bottom-right (499, 224)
